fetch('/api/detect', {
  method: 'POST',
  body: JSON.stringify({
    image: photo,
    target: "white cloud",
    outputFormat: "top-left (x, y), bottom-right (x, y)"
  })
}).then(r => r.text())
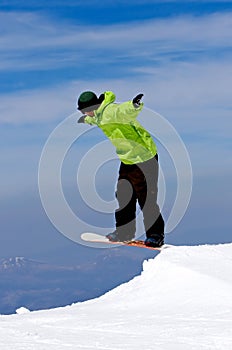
top-left (0, 10), bottom-right (231, 158)
top-left (0, 83), bottom-right (76, 124)
top-left (0, 11), bottom-right (232, 71)
top-left (1, 59), bottom-right (231, 140)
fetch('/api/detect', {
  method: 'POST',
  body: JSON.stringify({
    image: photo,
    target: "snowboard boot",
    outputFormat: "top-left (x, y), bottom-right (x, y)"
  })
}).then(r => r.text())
top-left (145, 236), bottom-right (164, 248)
top-left (106, 231), bottom-right (135, 242)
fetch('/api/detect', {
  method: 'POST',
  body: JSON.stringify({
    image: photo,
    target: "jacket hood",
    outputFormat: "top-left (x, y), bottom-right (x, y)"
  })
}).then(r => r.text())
top-left (97, 91), bottom-right (116, 114)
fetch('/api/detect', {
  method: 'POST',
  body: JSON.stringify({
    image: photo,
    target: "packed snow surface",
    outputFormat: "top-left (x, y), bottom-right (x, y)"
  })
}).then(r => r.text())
top-left (0, 244), bottom-right (232, 349)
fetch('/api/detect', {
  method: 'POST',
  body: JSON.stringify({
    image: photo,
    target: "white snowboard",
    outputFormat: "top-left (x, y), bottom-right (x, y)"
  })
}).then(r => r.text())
top-left (81, 232), bottom-right (171, 250)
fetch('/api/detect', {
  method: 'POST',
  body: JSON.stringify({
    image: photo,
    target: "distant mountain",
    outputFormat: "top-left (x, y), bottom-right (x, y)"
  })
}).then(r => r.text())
top-left (0, 248), bottom-right (153, 315)
top-left (0, 257), bottom-right (58, 271)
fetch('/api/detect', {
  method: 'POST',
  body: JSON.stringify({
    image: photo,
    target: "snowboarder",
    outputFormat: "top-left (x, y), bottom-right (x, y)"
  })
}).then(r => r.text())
top-left (77, 91), bottom-right (164, 248)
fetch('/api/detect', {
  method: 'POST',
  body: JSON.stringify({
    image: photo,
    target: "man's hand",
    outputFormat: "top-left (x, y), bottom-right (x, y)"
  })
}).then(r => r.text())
top-left (77, 115), bottom-right (86, 123)
top-left (132, 93), bottom-right (144, 108)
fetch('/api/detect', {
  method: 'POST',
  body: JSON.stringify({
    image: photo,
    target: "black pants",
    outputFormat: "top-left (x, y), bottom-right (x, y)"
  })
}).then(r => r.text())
top-left (115, 155), bottom-right (164, 240)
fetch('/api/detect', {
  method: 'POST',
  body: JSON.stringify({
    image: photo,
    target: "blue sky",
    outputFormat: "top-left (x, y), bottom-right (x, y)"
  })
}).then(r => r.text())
top-left (0, 0), bottom-right (232, 264)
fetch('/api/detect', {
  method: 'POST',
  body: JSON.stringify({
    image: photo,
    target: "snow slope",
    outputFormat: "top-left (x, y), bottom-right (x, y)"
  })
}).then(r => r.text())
top-left (0, 244), bottom-right (232, 350)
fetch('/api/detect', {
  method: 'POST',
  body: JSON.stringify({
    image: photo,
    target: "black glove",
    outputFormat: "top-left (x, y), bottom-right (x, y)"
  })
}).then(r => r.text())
top-left (77, 115), bottom-right (86, 123)
top-left (132, 93), bottom-right (144, 108)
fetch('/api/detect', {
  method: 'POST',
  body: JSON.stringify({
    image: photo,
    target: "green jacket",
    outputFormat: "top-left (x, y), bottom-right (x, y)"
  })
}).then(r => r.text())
top-left (84, 91), bottom-right (157, 165)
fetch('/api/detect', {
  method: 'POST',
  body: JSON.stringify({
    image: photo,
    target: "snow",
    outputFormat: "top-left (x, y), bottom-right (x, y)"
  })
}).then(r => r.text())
top-left (16, 307), bottom-right (30, 315)
top-left (0, 244), bottom-right (232, 350)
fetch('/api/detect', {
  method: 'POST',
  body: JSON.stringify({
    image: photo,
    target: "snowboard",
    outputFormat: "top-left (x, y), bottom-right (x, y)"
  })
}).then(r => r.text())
top-left (81, 232), bottom-right (170, 251)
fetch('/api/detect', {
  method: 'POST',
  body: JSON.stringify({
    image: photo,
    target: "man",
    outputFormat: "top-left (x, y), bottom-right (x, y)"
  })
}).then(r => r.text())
top-left (77, 90), bottom-right (164, 248)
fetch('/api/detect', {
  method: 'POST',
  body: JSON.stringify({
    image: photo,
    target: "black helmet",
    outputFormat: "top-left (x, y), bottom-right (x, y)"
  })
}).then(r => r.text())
top-left (77, 91), bottom-right (101, 112)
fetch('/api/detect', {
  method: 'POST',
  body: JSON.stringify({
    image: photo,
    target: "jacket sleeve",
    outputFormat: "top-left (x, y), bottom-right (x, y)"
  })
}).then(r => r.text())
top-left (84, 116), bottom-right (98, 125)
top-left (116, 101), bottom-right (144, 119)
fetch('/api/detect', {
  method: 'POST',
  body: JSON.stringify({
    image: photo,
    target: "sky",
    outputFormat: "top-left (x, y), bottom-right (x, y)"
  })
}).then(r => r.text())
top-left (0, 0), bottom-right (232, 264)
